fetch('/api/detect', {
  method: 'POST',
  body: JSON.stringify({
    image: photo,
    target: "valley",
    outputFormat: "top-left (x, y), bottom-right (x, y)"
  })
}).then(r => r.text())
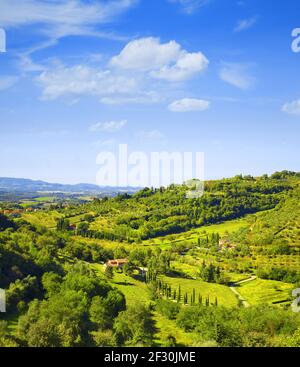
top-left (1, 170), bottom-right (300, 347)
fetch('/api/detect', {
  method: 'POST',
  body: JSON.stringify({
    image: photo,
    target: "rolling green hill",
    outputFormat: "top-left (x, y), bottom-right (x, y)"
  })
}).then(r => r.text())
top-left (1, 171), bottom-right (300, 347)
top-left (233, 187), bottom-right (300, 248)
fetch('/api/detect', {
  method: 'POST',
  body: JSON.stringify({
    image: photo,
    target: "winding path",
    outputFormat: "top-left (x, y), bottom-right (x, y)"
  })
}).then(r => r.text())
top-left (228, 276), bottom-right (257, 308)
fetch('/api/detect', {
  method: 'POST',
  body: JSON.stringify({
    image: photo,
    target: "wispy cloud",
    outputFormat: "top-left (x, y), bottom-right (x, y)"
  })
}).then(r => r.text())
top-left (282, 99), bottom-right (300, 116)
top-left (0, 0), bottom-right (136, 40)
top-left (168, 98), bottom-right (210, 112)
top-left (219, 62), bottom-right (256, 89)
top-left (89, 120), bottom-right (127, 133)
top-left (234, 16), bottom-right (258, 32)
top-left (37, 64), bottom-right (138, 101)
top-left (100, 92), bottom-right (162, 105)
top-left (168, 0), bottom-right (210, 14)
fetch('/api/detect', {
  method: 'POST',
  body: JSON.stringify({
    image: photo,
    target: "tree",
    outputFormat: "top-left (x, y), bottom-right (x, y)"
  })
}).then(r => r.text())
top-left (89, 296), bottom-right (112, 330)
top-left (0, 214), bottom-right (15, 231)
top-left (192, 289), bottom-right (196, 305)
top-left (123, 263), bottom-right (134, 276)
top-left (105, 289), bottom-right (126, 317)
top-left (42, 272), bottom-right (62, 298)
top-left (83, 214), bottom-right (94, 223)
top-left (198, 294), bottom-right (202, 305)
top-left (6, 276), bottom-right (41, 313)
top-left (76, 221), bottom-right (89, 235)
top-left (27, 319), bottom-right (61, 347)
top-left (163, 334), bottom-right (177, 347)
top-left (105, 266), bottom-right (114, 280)
top-left (56, 218), bottom-right (70, 231)
top-left (91, 329), bottom-right (116, 347)
top-left (114, 303), bottom-right (154, 346)
top-left (156, 299), bottom-right (180, 320)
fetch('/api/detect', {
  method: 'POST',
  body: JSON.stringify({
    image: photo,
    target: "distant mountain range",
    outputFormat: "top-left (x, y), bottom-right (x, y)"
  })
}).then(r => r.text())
top-left (0, 177), bottom-right (139, 194)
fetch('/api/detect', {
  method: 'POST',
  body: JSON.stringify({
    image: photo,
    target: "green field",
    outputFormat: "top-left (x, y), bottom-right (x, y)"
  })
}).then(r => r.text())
top-left (90, 264), bottom-right (203, 346)
top-left (141, 216), bottom-right (251, 249)
top-left (90, 264), bottom-right (149, 304)
top-left (238, 278), bottom-right (294, 306)
top-left (22, 211), bottom-right (63, 228)
top-left (160, 275), bottom-right (238, 307)
top-left (19, 201), bottom-right (38, 208)
top-left (34, 196), bottom-right (55, 202)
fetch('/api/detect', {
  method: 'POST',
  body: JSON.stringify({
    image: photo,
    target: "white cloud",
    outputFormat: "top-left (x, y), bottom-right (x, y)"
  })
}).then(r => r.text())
top-left (19, 55), bottom-right (46, 73)
top-left (168, 98), bottom-right (210, 112)
top-left (136, 130), bottom-right (164, 140)
top-left (89, 120), bottom-right (127, 133)
top-left (110, 37), bottom-right (209, 82)
top-left (0, 76), bottom-right (19, 91)
top-left (168, 0), bottom-right (209, 14)
top-left (37, 64), bottom-right (138, 100)
top-left (36, 63), bottom-right (165, 104)
top-left (110, 37), bottom-right (181, 71)
top-left (35, 38), bottom-right (209, 103)
top-left (151, 51), bottom-right (208, 82)
top-left (234, 16), bottom-right (258, 32)
top-left (219, 62), bottom-right (255, 89)
top-left (0, 0), bottom-right (136, 39)
top-left (282, 99), bottom-right (300, 115)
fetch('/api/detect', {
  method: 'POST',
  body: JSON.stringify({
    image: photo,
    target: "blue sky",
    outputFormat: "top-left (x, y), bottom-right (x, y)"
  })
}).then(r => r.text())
top-left (0, 0), bottom-right (300, 184)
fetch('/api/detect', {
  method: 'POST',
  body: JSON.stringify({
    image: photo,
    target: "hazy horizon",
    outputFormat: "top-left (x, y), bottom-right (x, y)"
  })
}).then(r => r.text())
top-left (1, 167), bottom-right (298, 187)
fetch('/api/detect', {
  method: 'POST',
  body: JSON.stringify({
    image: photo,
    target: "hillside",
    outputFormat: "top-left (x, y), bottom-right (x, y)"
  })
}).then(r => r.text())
top-left (1, 171), bottom-right (300, 347)
top-left (234, 187), bottom-right (300, 248)
top-left (58, 171), bottom-right (299, 242)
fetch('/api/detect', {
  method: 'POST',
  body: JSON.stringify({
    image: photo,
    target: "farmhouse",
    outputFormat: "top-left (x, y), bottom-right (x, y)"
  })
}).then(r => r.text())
top-left (2, 209), bottom-right (23, 217)
top-left (219, 238), bottom-right (237, 251)
top-left (106, 259), bottom-right (128, 269)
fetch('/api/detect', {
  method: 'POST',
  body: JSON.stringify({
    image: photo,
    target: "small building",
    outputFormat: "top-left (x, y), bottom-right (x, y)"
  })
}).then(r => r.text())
top-left (219, 238), bottom-right (237, 251)
top-left (106, 259), bottom-right (128, 269)
top-left (3, 209), bottom-right (22, 217)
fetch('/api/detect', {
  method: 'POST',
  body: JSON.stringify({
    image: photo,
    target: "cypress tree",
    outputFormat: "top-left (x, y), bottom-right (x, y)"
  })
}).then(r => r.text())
top-left (205, 296), bottom-right (210, 307)
top-left (198, 294), bottom-right (202, 305)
